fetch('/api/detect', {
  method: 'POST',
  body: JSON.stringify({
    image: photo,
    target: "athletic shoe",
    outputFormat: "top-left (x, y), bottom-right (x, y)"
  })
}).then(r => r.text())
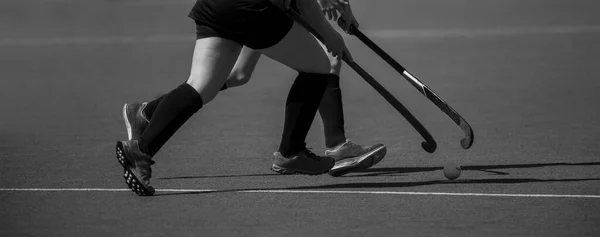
top-left (271, 149), bottom-right (335, 175)
top-left (326, 140), bottom-right (387, 177)
top-left (116, 140), bottom-right (155, 196)
top-left (122, 102), bottom-right (149, 140)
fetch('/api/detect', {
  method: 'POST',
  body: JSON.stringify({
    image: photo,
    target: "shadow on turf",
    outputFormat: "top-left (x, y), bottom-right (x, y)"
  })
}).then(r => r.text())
top-left (284, 177), bottom-right (600, 191)
top-left (158, 161), bottom-right (600, 180)
top-left (153, 162), bottom-right (600, 196)
top-left (159, 173), bottom-right (281, 180)
top-left (343, 161), bottom-right (600, 177)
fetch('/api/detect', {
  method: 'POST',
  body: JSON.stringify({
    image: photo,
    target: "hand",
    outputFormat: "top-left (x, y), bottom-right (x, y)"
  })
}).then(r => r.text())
top-left (337, 4), bottom-right (359, 33)
top-left (323, 31), bottom-right (353, 62)
top-left (317, 0), bottom-right (348, 21)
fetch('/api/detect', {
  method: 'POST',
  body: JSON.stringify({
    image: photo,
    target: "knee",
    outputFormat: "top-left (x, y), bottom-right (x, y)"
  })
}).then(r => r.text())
top-left (329, 56), bottom-right (342, 75)
top-left (292, 72), bottom-right (331, 92)
top-left (226, 69), bottom-right (252, 88)
top-left (186, 76), bottom-right (220, 105)
top-left (296, 55), bottom-right (331, 75)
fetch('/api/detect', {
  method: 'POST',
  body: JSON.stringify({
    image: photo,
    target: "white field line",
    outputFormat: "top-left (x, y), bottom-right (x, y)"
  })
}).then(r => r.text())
top-left (119, 0), bottom-right (195, 6)
top-left (1, 25), bottom-right (599, 47)
top-left (37, 0), bottom-right (195, 5)
top-left (1, 188), bottom-right (599, 199)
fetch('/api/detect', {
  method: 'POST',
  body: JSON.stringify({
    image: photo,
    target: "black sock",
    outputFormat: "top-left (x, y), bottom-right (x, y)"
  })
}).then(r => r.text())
top-left (220, 83), bottom-right (228, 91)
top-left (318, 75), bottom-right (347, 148)
top-left (144, 83), bottom-right (226, 120)
top-left (278, 72), bottom-right (329, 157)
top-left (139, 83), bottom-right (204, 156)
top-left (144, 95), bottom-right (164, 120)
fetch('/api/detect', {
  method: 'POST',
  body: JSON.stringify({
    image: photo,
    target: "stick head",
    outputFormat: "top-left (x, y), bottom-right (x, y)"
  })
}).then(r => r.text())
top-left (421, 141), bottom-right (436, 153)
top-left (460, 125), bottom-right (475, 149)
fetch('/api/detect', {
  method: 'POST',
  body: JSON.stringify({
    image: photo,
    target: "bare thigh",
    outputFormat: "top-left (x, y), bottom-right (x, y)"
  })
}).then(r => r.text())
top-left (258, 23), bottom-right (330, 74)
top-left (186, 37), bottom-right (243, 104)
top-left (317, 40), bottom-right (343, 75)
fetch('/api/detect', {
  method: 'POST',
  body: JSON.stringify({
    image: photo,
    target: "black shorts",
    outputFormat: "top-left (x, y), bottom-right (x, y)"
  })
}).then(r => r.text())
top-left (188, 0), bottom-right (296, 50)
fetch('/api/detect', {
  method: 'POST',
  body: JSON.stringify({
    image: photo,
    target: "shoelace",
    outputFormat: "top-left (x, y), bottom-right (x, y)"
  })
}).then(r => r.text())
top-left (345, 141), bottom-right (370, 151)
top-left (302, 148), bottom-right (322, 161)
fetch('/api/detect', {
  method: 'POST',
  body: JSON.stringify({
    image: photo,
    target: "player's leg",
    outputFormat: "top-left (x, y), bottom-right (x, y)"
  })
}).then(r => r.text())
top-left (318, 45), bottom-right (346, 148)
top-left (117, 37), bottom-right (243, 196)
top-left (253, 22), bottom-right (337, 174)
top-left (123, 46), bottom-right (261, 141)
top-left (215, 32), bottom-right (387, 176)
top-left (223, 46), bottom-right (262, 89)
top-left (258, 25), bottom-right (330, 73)
top-left (315, 44), bottom-right (387, 177)
top-left (143, 38), bottom-right (242, 155)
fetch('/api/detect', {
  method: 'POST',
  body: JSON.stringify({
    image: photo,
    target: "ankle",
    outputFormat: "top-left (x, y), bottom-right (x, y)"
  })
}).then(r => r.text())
top-left (326, 139), bottom-right (348, 150)
top-left (136, 139), bottom-right (151, 156)
top-left (140, 106), bottom-right (150, 122)
top-left (279, 150), bottom-right (297, 158)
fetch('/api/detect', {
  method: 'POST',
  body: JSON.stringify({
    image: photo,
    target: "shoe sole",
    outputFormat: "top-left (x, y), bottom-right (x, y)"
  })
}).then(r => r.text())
top-left (271, 162), bottom-right (334, 176)
top-left (122, 104), bottom-right (133, 140)
top-left (116, 141), bottom-right (155, 196)
top-left (328, 145), bottom-right (387, 177)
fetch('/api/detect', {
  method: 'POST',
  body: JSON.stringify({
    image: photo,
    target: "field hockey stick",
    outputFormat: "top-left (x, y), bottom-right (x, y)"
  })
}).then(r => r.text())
top-left (347, 26), bottom-right (474, 149)
top-left (270, 1), bottom-right (437, 153)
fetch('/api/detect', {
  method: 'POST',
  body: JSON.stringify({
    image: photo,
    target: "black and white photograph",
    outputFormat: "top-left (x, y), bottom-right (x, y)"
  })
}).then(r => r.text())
top-left (1, 0), bottom-right (599, 236)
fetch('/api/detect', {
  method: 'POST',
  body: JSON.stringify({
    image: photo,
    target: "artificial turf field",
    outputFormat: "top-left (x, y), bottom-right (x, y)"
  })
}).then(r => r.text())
top-left (1, 0), bottom-right (600, 236)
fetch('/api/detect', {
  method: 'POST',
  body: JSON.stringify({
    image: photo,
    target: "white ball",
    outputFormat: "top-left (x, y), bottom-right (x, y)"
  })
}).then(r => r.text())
top-left (443, 165), bottom-right (461, 180)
